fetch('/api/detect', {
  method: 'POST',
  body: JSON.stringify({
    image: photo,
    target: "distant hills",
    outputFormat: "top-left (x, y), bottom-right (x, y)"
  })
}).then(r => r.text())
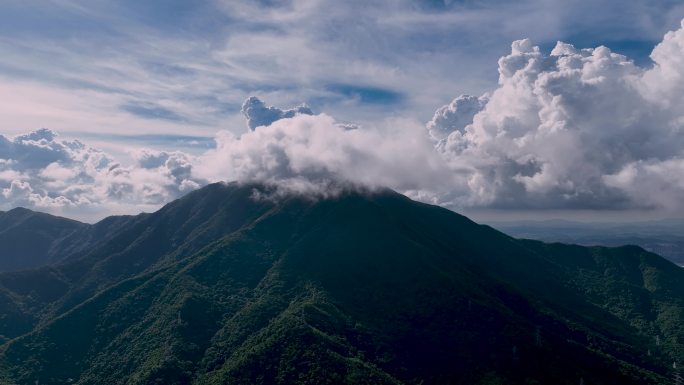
top-left (0, 182), bottom-right (682, 384)
top-left (491, 219), bottom-right (684, 266)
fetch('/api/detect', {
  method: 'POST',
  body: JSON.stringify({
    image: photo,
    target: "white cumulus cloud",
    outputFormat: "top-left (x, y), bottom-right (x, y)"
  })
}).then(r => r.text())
top-left (0, 129), bottom-right (204, 221)
top-left (432, 20), bottom-right (684, 212)
top-left (427, 94), bottom-right (488, 141)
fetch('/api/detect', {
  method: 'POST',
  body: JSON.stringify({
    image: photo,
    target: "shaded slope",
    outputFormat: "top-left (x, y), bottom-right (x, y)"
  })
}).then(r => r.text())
top-left (0, 182), bottom-right (277, 339)
top-left (0, 208), bottom-right (87, 272)
top-left (0, 184), bottom-right (681, 384)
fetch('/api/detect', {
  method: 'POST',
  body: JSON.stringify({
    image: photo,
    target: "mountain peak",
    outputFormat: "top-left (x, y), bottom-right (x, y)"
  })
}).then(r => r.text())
top-left (4, 206), bottom-right (34, 216)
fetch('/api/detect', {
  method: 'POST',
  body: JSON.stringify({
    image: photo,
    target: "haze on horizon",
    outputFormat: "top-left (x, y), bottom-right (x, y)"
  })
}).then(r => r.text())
top-left (2, 0), bottom-right (684, 223)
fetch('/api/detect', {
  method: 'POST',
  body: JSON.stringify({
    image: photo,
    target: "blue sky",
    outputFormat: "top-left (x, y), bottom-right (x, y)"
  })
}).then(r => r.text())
top-left (2, 0), bottom-right (683, 153)
top-left (2, 0), bottom-right (684, 221)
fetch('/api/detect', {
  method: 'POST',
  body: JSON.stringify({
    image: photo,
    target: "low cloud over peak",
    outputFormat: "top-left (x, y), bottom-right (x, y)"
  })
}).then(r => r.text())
top-left (195, 112), bottom-right (450, 198)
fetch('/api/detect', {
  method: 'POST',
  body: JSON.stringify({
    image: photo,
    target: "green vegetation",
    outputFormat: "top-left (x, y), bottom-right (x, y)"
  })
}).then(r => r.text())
top-left (0, 182), bottom-right (681, 384)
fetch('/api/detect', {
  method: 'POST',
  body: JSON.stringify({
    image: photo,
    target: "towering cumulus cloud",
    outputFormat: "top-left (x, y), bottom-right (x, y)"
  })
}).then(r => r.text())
top-left (433, 20), bottom-right (684, 211)
top-left (427, 94), bottom-right (488, 141)
top-left (3, 20), bottom-right (684, 220)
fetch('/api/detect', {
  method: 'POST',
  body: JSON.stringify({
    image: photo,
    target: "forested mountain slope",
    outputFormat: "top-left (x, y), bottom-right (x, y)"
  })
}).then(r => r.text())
top-left (0, 182), bottom-right (681, 384)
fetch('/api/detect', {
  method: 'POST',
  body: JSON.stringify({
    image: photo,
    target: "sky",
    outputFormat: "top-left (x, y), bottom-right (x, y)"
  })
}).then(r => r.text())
top-left (1, 0), bottom-right (684, 222)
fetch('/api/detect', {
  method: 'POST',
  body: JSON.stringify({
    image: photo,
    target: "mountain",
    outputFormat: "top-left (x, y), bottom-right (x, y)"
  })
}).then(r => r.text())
top-left (0, 207), bottom-right (88, 272)
top-left (0, 182), bottom-right (682, 385)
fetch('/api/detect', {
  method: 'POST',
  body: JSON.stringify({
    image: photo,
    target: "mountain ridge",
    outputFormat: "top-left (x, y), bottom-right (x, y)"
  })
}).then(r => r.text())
top-left (0, 207), bottom-right (88, 272)
top-left (0, 182), bottom-right (681, 384)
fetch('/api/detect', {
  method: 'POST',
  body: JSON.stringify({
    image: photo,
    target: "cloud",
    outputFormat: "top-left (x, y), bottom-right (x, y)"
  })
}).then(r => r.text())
top-left (0, 129), bottom-right (204, 221)
top-left (641, 19), bottom-right (684, 108)
top-left (198, 20), bottom-right (684, 214)
top-left (195, 110), bottom-right (452, 197)
top-left (132, 148), bottom-right (201, 195)
top-left (4, 19), bottom-right (684, 221)
top-left (5, 0), bottom-right (681, 150)
top-left (427, 94), bottom-right (488, 140)
top-left (433, 20), bottom-right (684, 211)
top-left (241, 96), bottom-right (313, 130)
top-left (603, 159), bottom-right (684, 210)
